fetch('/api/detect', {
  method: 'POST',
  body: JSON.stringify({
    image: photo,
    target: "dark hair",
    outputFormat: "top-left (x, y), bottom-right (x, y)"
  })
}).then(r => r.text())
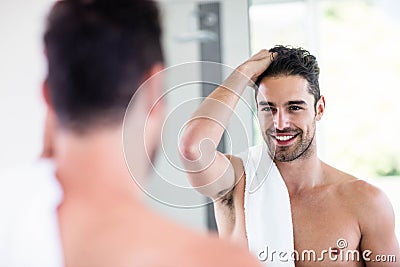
top-left (44, 0), bottom-right (163, 133)
top-left (255, 45), bottom-right (320, 108)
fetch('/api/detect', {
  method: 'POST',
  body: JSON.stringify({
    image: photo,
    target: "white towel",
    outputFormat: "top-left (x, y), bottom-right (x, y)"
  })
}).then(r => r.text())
top-left (237, 144), bottom-right (295, 266)
top-left (0, 159), bottom-right (64, 267)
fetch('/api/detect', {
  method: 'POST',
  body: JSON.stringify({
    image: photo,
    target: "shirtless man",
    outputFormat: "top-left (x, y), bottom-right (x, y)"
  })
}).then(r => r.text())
top-left (0, 1), bottom-right (261, 266)
top-left (179, 46), bottom-right (400, 266)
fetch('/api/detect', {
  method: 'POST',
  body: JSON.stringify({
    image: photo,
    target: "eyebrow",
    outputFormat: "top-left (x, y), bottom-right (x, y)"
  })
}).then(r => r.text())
top-left (287, 100), bottom-right (307, 106)
top-left (258, 101), bottom-right (274, 106)
top-left (258, 100), bottom-right (308, 106)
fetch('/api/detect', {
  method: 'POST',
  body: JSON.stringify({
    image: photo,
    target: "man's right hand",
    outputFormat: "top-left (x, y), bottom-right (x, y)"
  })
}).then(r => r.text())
top-left (237, 49), bottom-right (276, 84)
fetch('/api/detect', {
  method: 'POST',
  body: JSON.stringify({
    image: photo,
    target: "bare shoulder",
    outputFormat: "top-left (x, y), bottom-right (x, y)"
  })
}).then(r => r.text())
top-left (344, 179), bottom-right (395, 228)
top-left (338, 174), bottom-right (390, 209)
top-left (140, 213), bottom-right (259, 267)
top-left (324, 163), bottom-right (383, 197)
top-left (324, 163), bottom-right (395, 222)
top-left (180, 232), bottom-right (260, 267)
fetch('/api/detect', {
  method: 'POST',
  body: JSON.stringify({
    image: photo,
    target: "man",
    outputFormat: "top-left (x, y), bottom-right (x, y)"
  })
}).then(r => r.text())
top-left (0, 1), bottom-right (261, 266)
top-left (179, 46), bottom-right (400, 266)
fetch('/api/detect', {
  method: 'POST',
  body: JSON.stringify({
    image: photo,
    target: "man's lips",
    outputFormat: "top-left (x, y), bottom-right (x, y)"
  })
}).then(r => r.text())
top-left (268, 133), bottom-right (299, 145)
top-left (274, 135), bottom-right (296, 141)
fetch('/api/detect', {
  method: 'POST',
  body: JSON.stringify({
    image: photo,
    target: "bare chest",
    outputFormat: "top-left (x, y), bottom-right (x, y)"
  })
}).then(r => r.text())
top-left (217, 186), bottom-right (365, 266)
top-left (290, 192), bottom-right (363, 266)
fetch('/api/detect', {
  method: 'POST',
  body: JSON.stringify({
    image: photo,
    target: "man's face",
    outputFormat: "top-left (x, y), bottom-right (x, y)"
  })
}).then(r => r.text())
top-left (257, 75), bottom-right (322, 162)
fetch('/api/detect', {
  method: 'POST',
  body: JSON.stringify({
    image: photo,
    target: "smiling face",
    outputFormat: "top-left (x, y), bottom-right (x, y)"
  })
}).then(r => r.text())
top-left (257, 75), bottom-right (324, 162)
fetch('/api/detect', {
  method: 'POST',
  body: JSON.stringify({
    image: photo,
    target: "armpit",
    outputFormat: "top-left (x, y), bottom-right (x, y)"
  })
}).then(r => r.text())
top-left (217, 187), bottom-right (235, 208)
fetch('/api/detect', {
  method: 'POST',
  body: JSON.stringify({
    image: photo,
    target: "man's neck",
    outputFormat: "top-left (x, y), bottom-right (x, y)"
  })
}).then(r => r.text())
top-left (53, 127), bottom-right (144, 205)
top-left (274, 144), bottom-right (325, 195)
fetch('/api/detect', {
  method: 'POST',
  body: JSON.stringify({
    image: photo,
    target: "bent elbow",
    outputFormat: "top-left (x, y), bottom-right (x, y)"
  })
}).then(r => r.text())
top-left (178, 138), bottom-right (201, 162)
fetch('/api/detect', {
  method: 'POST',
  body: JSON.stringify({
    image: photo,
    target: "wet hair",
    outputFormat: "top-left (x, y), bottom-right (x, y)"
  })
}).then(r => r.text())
top-left (44, 0), bottom-right (163, 133)
top-left (255, 45), bottom-right (320, 108)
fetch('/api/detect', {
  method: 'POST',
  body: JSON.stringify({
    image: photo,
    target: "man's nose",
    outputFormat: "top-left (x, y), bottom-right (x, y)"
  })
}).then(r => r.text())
top-left (273, 109), bottom-right (290, 130)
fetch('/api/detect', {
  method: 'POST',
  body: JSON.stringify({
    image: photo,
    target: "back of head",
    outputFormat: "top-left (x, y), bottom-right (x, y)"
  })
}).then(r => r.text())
top-left (44, 0), bottom-right (163, 134)
top-left (256, 45), bottom-right (320, 107)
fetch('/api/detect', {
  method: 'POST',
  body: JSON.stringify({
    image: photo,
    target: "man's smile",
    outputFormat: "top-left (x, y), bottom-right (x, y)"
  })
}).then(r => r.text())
top-left (269, 133), bottom-right (300, 146)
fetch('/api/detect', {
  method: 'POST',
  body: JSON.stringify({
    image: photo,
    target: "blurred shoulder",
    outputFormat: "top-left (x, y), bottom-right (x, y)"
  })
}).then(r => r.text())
top-left (145, 214), bottom-right (259, 267)
top-left (179, 231), bottom-right (260, 267)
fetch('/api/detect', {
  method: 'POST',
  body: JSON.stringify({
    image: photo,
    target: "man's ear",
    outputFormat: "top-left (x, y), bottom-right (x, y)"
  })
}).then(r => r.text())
top-left (41, 79), bottom-right (57, 158)
top-left (42, 79), bottom-right (53, 110)
top-left (315, 95), bottom-right (325, 121)
top-left (142, 63), bottom-right (164, 117)
top-left (140, 63), bottom-right (165, 160)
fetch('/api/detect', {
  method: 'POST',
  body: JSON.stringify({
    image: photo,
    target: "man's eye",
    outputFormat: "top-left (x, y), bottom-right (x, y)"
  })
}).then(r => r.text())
top-left (289, 106), bottom-right (302, 111)
top-left (261, 106), bottom-right (273, 112)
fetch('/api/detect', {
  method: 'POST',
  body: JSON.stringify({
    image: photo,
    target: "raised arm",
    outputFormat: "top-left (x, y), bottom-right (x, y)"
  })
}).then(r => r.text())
top-left (178, 50), bottom-right (275, 199)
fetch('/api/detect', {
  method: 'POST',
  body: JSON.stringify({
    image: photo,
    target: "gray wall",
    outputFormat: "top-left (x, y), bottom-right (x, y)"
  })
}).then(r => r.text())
top-left (145, 0), bottom-right (253, 231)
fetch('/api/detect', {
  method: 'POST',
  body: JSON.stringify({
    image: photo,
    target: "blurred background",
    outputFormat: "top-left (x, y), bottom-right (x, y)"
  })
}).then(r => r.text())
top-left (0, 0), bottom-right (399, 237)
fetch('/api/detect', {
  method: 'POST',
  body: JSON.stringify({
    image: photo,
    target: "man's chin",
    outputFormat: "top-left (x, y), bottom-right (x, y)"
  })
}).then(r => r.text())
top-left (274, 155), bottom-right (293, 163)
top-left (273, 146), bottom-right (298, 162)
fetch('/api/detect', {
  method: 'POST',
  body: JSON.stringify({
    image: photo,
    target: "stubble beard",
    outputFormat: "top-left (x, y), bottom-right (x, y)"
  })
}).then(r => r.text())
top-left (264, 123), bottom-right (316, 163)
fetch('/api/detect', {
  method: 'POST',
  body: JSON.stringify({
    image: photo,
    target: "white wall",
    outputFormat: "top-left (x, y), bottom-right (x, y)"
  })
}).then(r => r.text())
top-left (0, 0), bottom-right (53, 170)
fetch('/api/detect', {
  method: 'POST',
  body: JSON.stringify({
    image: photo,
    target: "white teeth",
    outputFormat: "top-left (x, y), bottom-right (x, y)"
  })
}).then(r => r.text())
top-left (275, 135), bottom-right (294, 141)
